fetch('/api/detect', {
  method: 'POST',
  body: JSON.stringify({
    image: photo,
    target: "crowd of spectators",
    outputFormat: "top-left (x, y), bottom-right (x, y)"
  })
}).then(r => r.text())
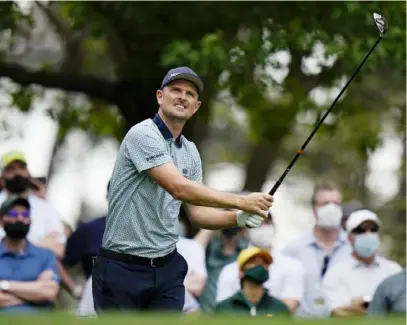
top-left (0, 150), bottom-right (404, 317)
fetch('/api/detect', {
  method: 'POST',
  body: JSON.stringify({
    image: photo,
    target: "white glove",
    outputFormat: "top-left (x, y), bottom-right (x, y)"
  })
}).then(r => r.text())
top-left (236, 210), bottom-right (264, 228)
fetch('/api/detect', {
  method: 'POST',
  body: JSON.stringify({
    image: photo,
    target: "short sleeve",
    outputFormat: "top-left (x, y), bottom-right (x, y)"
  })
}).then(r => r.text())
top-left (42, 250), bottom-right (60, 283)
top-left (278, 258), bottom-right (305, 300)
top-left (190, 144), bottom-right (203, 183)
top-left (125, 124), bottom-right (172, 172)
top-left (367, 279), bottom-right (389, 316)
top-left (42, 203), bottom-right (67, 244)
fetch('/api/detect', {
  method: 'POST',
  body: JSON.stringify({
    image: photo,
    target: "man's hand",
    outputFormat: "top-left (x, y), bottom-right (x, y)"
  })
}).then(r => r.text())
top-left (238, 193), bottom-right (273, 218)
top-left (236, 211), bottom-right (265, 228)
top-left (29, 177), bottom-right (47, 199)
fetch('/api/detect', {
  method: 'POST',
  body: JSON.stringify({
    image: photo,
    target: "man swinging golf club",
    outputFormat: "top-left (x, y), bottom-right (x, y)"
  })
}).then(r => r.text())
top-left (92, 67), bottom-right (274, 313)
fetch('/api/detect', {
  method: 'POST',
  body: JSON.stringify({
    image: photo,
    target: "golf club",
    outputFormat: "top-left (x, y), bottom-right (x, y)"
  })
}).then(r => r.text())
top-left (268, 13), bottom-right (388, 197)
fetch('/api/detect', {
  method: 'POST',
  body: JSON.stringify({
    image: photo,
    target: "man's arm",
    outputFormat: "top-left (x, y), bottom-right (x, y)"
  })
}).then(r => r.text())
top-left (35, 232), bottom-right (65, 259)
top-left (367, 279), bottom-right (389, 316)
top-left (184, 204), bottom-right (239, 229)
top-left (0, 291), bottom-right (25, 308)
top-left (5, 269), bottom-right (59, 303)
top-left (148, 164), bottom-right (271, 217)
top-left (185, 272), bottom-right (206, 297)
top-left (125, 124), bottom-right (272, 216)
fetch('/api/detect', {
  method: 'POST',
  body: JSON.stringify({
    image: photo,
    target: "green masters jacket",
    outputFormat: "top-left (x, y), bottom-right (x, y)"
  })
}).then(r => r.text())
top-left (214, 290), bottom-right (290, 317)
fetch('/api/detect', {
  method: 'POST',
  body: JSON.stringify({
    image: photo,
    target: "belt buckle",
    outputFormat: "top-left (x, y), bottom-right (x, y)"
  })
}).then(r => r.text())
top-left (150, 258), bottom-right (156, 268)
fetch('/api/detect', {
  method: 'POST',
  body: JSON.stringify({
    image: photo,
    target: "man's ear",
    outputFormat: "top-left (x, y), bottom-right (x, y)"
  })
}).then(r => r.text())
top-left (192, 101), bottom-right (201, 115)
top-left (156, 89), bottom-right (164, 105)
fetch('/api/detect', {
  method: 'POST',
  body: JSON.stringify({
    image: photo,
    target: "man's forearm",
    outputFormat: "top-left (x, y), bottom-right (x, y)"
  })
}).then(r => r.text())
top-left (188, 207), bottom-right (238, 229)
top-left (7, 280), bottom-right (59, 303)
top-left (185, 273), bottom-right (206, 297)
top-left (35, 236), bottom-right (65, 259)
top-left (175, 180), bottom-right (243, 210)
top-left (0, 291), bottom-right (25, 308)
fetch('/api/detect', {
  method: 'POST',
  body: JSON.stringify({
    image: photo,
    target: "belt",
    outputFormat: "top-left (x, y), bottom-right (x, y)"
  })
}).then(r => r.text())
top-left (99, 247), bottom-right (176, 268)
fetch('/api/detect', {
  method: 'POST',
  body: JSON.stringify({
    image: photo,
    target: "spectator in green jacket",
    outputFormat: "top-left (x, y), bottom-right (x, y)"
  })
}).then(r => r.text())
top-left (214, 247), bottom-right (290, 317)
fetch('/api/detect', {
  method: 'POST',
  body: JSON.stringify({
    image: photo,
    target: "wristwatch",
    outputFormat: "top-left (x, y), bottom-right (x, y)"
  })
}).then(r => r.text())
top-left (0, 280), bottom-right (10, 291)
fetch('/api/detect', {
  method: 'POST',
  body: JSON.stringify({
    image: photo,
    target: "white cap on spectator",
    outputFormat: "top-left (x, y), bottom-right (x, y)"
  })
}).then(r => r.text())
top-left (346, 209), bottom-right (380, 233)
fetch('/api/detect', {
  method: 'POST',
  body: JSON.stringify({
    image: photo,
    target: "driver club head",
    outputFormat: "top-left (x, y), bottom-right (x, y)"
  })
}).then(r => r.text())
top-left (373, 13), bottom-right (388, 37)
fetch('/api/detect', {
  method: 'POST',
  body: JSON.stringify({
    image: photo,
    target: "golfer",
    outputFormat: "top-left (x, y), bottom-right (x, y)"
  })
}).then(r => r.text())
top-left (92, 66), bottom-right (274, 313)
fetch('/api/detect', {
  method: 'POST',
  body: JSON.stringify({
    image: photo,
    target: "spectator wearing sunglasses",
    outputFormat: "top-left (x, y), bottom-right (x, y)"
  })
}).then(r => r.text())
top-left (322, 209), bottom-right (402, 317)
top-left (0, 196), bottom-right (60, 313)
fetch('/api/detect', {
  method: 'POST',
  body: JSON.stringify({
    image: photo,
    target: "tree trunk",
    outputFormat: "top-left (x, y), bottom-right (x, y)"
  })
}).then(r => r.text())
top-left (242, 139), bottom-right (282, 192)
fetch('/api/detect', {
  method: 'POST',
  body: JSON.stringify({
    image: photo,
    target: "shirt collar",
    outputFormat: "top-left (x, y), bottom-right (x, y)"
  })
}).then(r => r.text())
top-left (0, 240), bottom-right (35, 257)
top-left (307, 229), bottom-right (348, 248)
top-left (152, 113), bottom-right (182, 148)
top-left (350, 254), bottom-right (380, 268)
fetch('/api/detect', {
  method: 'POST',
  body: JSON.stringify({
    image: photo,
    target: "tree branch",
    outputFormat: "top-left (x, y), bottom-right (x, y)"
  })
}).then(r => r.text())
top-left (0, 62), bottom-right (118, 104)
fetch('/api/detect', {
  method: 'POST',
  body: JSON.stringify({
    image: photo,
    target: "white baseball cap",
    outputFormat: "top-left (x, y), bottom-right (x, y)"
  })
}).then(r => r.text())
top-left (346, 209), bottom-right (381, 233)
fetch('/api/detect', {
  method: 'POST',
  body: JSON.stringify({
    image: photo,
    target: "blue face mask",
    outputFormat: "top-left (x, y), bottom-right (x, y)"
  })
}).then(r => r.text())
top-left (354, 232), bottom-right (380, 257)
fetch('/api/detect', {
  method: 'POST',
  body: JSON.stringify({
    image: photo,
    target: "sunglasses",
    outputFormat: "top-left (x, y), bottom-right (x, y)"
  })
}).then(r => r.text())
top-left (353, 225), bottom-right (379, 234)
top-left (6, 210), bottom-right (30, 218)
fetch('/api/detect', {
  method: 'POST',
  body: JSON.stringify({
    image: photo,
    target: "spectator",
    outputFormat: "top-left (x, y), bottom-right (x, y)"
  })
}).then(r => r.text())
top-left (341, 200), bottom-right (366, 232)
top-left (215, 247), bottom-right (290, 316)
top-left (61, 181), bottom-right (110, 299)
top-left (322, 209), bottom-right (402, 317)
top-left (216, 216), bottom-right (305, 312)
top-left (0, 196), bottom-right (60, 313)
top-left (177, 220), bottom-right (208, 301)
top-left (0, 151), bottom-right (66, 258)
top-left (198, 224), bottom-right (249, 312)
top-left (282, 182), bottom-right (351, 318)
top-left (368, 269), bottom-right (406, 316)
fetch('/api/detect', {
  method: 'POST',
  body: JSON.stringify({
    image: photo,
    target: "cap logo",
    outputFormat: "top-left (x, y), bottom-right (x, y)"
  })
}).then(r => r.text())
top-left (170, 72), bottom-right (180, 77)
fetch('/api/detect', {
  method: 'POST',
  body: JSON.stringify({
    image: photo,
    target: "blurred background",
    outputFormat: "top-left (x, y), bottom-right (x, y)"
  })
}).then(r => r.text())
top-left (0, 0), bottom-right (405, 286)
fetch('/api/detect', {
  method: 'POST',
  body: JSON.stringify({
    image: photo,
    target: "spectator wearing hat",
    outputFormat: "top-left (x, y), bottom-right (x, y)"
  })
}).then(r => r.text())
top-left (216, 216), bottom-right (305, 312)
top-left (215, 247), bottom-right (290, 316)
top-left (322, 209), bottom-right (402, 317)
top-left (0, 151), bottom-right (66, 259)
top-left (0, 196), bottom-right (60, 313)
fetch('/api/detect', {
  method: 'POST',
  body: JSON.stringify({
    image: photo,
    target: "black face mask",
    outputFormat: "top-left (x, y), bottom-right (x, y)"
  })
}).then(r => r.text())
top-left (4, 176), bottom-right (31, 194)
top-left (4, 222), bottom-right (30, 239)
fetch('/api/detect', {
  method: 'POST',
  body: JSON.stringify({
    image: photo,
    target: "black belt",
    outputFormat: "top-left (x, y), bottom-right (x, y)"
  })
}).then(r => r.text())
top-left (99, 247), bottom-right (176, 268)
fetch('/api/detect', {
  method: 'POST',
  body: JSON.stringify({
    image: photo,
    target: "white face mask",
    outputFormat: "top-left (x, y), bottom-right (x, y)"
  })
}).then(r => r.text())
top-left (248, 224), bottom-right (274, 249)
top-left (315, 203), bottom-right (343, 229)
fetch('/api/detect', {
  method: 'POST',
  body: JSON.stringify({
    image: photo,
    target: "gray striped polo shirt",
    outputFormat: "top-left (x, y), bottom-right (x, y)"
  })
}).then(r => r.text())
top-left (102, 113), bottom-right (202, 258)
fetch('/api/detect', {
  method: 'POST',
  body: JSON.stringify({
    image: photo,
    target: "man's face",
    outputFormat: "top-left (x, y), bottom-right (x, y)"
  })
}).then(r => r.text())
top-left (313, 190), bottom-right (342, 216)
top-left (1, 161), bottom-right (29, 181)
top-left (348, 220), bottom-right (380, 246)
top-left (239, 256), bottom-right (269, 279)
top-left (2, 204), bottom-right (31, 227)
top-left (156, 80), bottom-right (201, 122)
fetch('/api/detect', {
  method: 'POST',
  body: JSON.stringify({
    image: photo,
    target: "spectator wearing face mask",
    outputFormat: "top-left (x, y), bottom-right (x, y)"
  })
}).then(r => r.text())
top-left (0, 196), bottom-right (60, 313)
top-left (216, 215), bottom-right (305, 312)
top-left (0, 151), bottom-right (66, 258)
top-left (322, 209), bottom-right (402, 317)
top-left (215, 247), bottom-right (290, 316)
top-left (198, 222), bottom-right (249, 312)
top-left (282, 182), bottom-right (352, 318)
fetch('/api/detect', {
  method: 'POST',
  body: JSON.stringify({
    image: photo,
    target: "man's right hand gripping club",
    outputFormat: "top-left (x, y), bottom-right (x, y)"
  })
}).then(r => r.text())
top-left (235, 192), bottom-right (273, 228)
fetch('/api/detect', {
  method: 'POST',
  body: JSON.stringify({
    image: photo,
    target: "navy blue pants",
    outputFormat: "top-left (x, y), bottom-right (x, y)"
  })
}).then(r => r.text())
top-left (92, 250), bottom-right (188, 312)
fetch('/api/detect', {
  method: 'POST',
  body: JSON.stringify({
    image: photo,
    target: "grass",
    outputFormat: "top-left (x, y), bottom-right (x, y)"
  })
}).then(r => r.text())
top-left (0, 312), bottom-right (405, 325)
